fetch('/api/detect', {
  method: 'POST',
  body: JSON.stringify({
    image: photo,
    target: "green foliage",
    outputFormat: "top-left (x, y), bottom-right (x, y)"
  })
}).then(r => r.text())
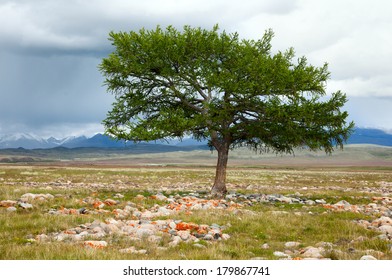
top-left (100, 24), bottom-right (353, 155)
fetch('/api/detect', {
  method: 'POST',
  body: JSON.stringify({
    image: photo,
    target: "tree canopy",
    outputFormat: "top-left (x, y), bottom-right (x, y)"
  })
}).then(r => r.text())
top-left (99, 25), bottom-right (354, 196)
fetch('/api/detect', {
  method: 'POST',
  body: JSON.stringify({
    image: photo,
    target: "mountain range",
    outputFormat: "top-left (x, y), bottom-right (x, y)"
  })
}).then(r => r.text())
top-left (0, 133), bottom-right (207, 149)
top-left (0, 128), bottom-right (392, 149)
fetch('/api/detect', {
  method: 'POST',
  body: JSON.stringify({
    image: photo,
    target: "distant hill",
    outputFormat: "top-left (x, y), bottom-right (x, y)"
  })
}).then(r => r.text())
top-left (347, 128), bottom-right (392, 146)
top-left (0, 128), bottom-right (392, 149)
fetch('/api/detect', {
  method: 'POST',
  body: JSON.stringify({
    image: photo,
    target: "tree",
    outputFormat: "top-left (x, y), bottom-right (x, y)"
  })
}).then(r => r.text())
top-left (99, 25), bottom-right (354, 197)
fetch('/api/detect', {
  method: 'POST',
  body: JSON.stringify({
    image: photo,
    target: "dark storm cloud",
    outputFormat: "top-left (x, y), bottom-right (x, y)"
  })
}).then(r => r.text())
top-left (0, 0), bottom-right (392, 136)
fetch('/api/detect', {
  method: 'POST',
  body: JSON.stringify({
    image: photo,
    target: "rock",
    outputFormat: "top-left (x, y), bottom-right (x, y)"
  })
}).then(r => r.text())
top-left (203, 234), bottom-right (214, 241)
top-left (140, 211), bottom-right (153, 219)
top-left (135, 228), bottom-right (155, 238)
top-left (6, 206), bottom-right (17, 212)
top-left (21, 193), bottom-right (54, 201)
top-left (78, 208), bottom-right (88, 214)
top-left (316, 241), bottom-right (334, 249)
top-left (193, 243), bottom-right (206, 249)
top-left (157, 207), bottom-right (172, 216)
top-left (373, 216), bottom-right (392, 226)
top-left (305, 200), bottom-right (316, 205)
top-left (169, 221), bottom-right (177, 230)
top-left (285, 241), bottom-right (301, 248)
top-left (360, 255), bottom-right (377, 260)
top-left (169, 236), bottom-right (182, 247)
top-left (177, 230), bottom-right (191, 241)
top-left (315, 199), bottom-right (327, 204)
top-left (83, 240), bottom-right (108, 248)
top-left (104, 199), bottom-right (118, 206)
top-left (20, 193), bottom-right (36, 201)
top-left (273, 251), bottom-right (290, 258)
top-left (18, 202), bottom-right (33, 209)
top-left (278, 196), bottom-right (292, 203)
top-left (334, 200), bottom-right (351, 209)
top-left (301, 247), bottom-right (324, 258)
top-left (114, 193), bottom-right (124, 199)
top-left (0, 200), bottom-right (17, 207)
top-left (36, 234), bottom-right (50, 242)
top-left (190, 203), bottom-right (203, 210)
top-left (261, 243), bottom-right (270, 249)
top-left (378, 225), bottom-right (392, 235)
top-left (152, 194), bottom-right (167, 201)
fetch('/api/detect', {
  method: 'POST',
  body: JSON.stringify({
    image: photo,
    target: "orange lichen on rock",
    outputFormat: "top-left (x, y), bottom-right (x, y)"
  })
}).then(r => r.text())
top-left (83, 240), bottom-right (108, 249)
top-left (176, 222), bottom-right (199, 231)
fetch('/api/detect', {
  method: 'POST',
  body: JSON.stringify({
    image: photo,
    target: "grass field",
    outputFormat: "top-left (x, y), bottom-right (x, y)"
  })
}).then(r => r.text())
top-left (1, 146), bottom-right (392, 260)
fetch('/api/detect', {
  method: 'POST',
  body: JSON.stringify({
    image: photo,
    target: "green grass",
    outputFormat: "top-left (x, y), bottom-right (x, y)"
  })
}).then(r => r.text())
top-left (0, 165), bottom-right (391, 260)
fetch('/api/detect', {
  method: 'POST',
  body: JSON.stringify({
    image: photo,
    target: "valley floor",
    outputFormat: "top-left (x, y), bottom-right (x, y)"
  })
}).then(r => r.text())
top-left (0, 162), bottom-right (392, 260)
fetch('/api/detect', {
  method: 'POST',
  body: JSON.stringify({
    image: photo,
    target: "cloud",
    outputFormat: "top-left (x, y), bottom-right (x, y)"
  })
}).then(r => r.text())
top-left (0, 0), bottom-right (392, 135)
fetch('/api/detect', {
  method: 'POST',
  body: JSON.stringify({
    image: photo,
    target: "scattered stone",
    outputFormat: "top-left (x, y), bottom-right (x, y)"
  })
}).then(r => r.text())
top-left (360, 255), bottom-right (377, 260)
top-left (104, 199), bottom-right (118, 206)
top-left (114, 193), bottom-right (124, 199)
top-left (6, 206), bottom-right (17, 212)
top-left (378, 225), bottom-right (392, 235)
top-left (301, 247), bottom-right (324, 258)
top-left (83, 240), bottom-right (108, 249)
top-left (273, 251), bottom-right (290, 258)
top-left (261, 243), bottom-right (270, 249)
top-left (22, 190), bottom-right (391, 257)
top-left (0, 200), bottom-right (17, 207)
top-left (177, 230), bottom-right (191, 241)
top-left (20, 193), bottom-right (54, 202)
top-left (18, 202), bottom-right (33, 209)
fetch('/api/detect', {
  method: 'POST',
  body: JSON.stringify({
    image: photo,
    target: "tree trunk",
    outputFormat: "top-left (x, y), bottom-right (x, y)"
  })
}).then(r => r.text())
top-left (211, 143), bottom-right (229, 198)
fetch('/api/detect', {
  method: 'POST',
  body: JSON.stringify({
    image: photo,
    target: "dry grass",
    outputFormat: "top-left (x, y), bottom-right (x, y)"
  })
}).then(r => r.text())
top-left (0, 164), bottom-right (391, 260)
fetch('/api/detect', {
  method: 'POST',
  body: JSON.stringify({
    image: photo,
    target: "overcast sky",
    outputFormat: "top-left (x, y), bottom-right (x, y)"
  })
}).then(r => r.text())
top-left (1, 0), bottom-right (392, 138)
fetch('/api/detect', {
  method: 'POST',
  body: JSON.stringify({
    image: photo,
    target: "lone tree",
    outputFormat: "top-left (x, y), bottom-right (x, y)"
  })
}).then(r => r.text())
top-left (99, 25), bottom-right (354, 197)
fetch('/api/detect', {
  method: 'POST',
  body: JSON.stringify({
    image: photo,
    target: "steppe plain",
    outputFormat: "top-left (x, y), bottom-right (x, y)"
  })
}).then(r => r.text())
top-left (1, 145), bottom-right (392, 260)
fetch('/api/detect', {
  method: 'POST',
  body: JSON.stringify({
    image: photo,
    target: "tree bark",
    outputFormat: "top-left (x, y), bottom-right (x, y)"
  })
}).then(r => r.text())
top-left (211, 143), bottom-right (229, 198)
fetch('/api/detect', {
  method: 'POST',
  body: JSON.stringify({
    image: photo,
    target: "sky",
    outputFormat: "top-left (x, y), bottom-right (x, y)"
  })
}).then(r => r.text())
top-left (0, 0), bottom-right (392, 138)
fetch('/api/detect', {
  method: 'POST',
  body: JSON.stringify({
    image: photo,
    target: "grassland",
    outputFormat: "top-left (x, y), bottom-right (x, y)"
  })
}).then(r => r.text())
top-left (0, 145), bottom-right (392, 260)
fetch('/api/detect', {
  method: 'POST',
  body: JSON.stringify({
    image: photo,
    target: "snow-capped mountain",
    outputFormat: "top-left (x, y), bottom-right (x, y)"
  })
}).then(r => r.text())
top-left (0, 133), bottom-right (93, 149)
top-left (1, 128), bottom-right (392, 149)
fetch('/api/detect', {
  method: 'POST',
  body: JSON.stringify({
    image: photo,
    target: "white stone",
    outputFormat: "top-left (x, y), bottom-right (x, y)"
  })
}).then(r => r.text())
top-left (301, 247), bottom-right (324, 258)
top-left (6, 206), bottom-right (17, 212)
top-left (360, 255), bottom-right (377, 260)
top-left (273, 251), bottom-right (290, 258)
top-left (378, 225), bottom-right (392, 235)
top-left (20, 193), bottom-right (36, 201)
top-left (177, 230), bottom-right (191, 241)
top-left (157, 207), bottom-right (172, 216)
top-left (190, 203), bottom-right (203, 210)
top-left (136, 228), bottom-right (154, 238)
top-left (19, 202), bottom-right (33, 209)
top-left (261, 243), bottom-right (270, 249)
top-left (169, 221), bottom-right (177, 230)
top-left (169, 236), bottom-right (182, 247)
